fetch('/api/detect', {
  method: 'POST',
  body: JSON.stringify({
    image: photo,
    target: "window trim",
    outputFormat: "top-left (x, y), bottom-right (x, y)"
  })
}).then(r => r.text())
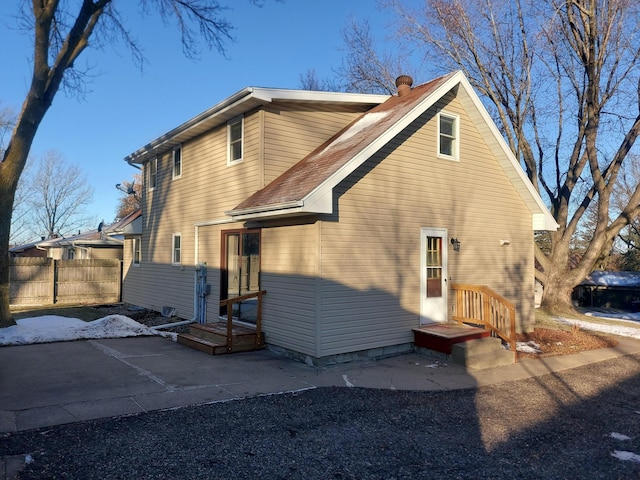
top-left (132, 237), bottom-right (141, 266)
top-left (172, 233), bottom-right (182, 266)
top-left (437, 111), bottom-right (460, 161)
top-left (172, 145), bottom-right (182, 180)
top-left (148, 157), bottom-right (158, 191)
top-left (227, 115), bottom-right (244, 166)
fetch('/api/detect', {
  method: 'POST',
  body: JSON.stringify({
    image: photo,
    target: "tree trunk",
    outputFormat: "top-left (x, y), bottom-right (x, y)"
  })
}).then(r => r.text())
top-left (0, 181), bottom-right (17, 328)
top-left (539, 270), bottom-right (579, 316)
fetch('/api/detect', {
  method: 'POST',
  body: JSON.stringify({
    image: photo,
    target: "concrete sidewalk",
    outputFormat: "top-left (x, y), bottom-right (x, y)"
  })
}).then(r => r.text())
top-left (2, 334), bottom-right (640, 433)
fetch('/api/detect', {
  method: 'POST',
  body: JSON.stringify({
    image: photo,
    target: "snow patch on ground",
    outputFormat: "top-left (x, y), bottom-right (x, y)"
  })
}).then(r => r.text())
top-left (555, 317), bottom-right (640, 339)
top-left (517, 341), bottom-right (542, 354)
top-left (0, 315), bottom-right (172, 346)
top-left (611, 450), bottom-right (640, 463)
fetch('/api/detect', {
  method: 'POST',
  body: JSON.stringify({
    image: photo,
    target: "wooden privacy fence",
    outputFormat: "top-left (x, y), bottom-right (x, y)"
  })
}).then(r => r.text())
top-left (451, 283), bottom-right (517, 362)
top-left (9, 258), bottom-right (122, 306)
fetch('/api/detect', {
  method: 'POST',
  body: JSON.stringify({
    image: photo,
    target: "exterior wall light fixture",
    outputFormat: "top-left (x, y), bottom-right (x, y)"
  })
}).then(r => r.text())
top-left (450, 237), bottom-right (461, 252)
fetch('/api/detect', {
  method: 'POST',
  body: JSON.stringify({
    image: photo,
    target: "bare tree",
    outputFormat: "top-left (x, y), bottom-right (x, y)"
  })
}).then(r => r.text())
top-left (341, 0), bottom-right (640, 313)
top-left (298, 69), bottom-right (344, 92)
top-left (27, 151), bottom-right (94, 240)
top-left (0, 1), bottom-right (267, 327)
top-left (115, 173), bottom-right (142, 220)
top-left (337, 17), bottom-right (412, 95)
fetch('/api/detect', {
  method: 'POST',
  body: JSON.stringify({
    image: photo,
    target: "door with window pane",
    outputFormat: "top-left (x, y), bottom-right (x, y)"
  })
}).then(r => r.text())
top-left (221, 230), bottom-right (260, 323)
top-left (420, 228), bottom-right (448, 324)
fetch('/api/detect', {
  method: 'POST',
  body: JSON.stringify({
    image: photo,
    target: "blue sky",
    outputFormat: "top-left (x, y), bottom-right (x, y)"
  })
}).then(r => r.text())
top-left (1, 1), bottom-right (392, 228)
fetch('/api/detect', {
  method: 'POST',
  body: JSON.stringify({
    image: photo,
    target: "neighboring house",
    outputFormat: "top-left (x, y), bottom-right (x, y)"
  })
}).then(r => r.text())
top-left (121, 71), bottom-right (556, 365)
top-left (573, 270), bottom-right (640, 310)
top-left (10, 210), bottom-right (141, 260)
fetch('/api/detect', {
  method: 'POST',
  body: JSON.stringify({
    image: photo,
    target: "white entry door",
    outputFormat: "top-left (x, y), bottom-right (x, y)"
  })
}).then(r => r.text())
top-left (420, 228), bottom-right (448, 324)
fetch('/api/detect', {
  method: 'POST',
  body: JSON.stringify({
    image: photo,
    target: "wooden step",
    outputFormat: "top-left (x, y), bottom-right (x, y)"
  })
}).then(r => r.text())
top-left (177, 322), bottom-right (264, 355)
top-left (177, 333), bottom-right (228, 355)
top-left (413, 323), bottom-right (490, 354)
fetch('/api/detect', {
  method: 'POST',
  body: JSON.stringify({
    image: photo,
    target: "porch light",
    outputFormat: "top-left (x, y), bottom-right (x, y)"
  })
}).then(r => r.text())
top-left (450, 237), bottom-right (461, 252)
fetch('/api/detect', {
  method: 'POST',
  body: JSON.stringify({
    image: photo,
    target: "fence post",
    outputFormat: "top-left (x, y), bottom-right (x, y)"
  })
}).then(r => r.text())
top-left (49, 259), bottom-right (56, 304)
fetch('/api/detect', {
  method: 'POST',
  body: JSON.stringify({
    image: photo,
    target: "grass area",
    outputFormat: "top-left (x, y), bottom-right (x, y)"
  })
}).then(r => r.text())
top-left (11, 304), bottom-right (106, 322)
top-left (534, 308), bottom-right (569, 330)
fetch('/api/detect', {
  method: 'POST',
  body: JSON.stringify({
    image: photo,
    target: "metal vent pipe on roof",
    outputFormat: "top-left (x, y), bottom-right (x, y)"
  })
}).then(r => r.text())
top-left (395, 75), bottom-right (413, 96)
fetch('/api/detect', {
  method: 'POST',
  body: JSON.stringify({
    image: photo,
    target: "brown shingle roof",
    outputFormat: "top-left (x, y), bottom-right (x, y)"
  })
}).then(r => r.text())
top-left (228, 73), bottom-right (456, 216)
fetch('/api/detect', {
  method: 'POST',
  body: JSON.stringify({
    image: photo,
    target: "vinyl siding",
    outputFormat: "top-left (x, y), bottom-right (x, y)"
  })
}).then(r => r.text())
top-left (260, 222), bottom-right (319, 356)
top-left (263, 103), bottom-right (368, 183)
top-left (318, 95), bottom-right (535, 357)
top-left (123, 110), bottom-right (263, 317)
top-left (125, 103), bottom-right (370, 325)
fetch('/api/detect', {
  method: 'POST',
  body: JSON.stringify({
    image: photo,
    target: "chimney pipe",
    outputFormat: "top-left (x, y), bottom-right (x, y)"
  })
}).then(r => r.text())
top-left (395, 75), bottom-right (413, 96)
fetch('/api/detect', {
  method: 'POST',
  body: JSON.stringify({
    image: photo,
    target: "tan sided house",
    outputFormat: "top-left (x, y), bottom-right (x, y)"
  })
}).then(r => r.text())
top-left (122, 71), bottom-right (556, 366)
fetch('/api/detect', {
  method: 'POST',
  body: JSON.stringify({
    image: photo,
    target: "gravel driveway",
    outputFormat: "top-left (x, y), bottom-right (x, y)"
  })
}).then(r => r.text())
top-left (3, 354), bottom-right (640, 479)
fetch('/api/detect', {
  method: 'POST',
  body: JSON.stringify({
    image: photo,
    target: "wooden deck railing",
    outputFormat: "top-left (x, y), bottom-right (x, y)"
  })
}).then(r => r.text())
top-left (219, 290), bottom-right (267, 353)
top-left (451, 283), bottom-right (517, 362)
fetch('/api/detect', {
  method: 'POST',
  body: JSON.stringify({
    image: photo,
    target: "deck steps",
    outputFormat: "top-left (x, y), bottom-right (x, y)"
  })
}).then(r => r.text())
top-left (177, 322), bottom-right (264, 355)
top-left (413, 323), bottom-right (514, 370)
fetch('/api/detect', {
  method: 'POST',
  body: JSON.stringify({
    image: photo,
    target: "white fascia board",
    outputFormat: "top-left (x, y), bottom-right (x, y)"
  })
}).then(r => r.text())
top-left (124, 88), bottom-right (388, 166)
top-left (454, 75), bottom-right (558, 231)
top-left (255, 88), bottom-right (389, 105)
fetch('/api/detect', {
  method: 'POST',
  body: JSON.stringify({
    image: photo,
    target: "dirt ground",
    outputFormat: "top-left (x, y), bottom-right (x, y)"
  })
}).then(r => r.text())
top-left (516, 326), bottom-right (618, 359)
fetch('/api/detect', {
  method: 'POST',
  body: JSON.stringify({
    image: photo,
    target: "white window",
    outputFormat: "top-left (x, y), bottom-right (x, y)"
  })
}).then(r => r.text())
top-left (172, 233), bottom-right (181, 265)
top-left (133, 237), bottom-right (141, 266)
top-left (227, 116), bottom-right (243, 165)
top-left (437, 112), bottom-right (459, 160)
top-left (148, 157), bottom-right (158, 190)
top-left (172, 146), bottom-right (182, 180)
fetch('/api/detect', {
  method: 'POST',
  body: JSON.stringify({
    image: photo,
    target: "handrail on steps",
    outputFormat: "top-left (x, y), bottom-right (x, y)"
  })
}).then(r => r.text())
top-left (219, 290), bottom-right (267, 353)
top-left (451, 283), bottom-right (517, 362)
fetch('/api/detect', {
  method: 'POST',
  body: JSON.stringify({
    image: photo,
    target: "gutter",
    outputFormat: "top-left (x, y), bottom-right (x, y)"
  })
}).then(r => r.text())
top-left (125, 88), bottom-right (255, 165)
top-left (225, 200), bottom-right (305, 219)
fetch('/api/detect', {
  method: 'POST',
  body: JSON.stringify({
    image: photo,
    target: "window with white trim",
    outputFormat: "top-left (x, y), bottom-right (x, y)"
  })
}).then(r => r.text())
top-left (172, 233), bottom-right (181, 265)
top-left (133, 237), bottom-right (141, 266)
top-left (172, 146), bottom-right (182, 180)
top-left (437, 112), bottom-right (459, 160)
top-left (148, 157), bottom-right (158, 190)
top-left (227, 116), bottom-right (243, 165)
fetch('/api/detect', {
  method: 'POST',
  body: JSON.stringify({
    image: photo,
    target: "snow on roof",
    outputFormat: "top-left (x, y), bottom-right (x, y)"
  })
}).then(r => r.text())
top-left (581, 270), bottom-right (640, 287)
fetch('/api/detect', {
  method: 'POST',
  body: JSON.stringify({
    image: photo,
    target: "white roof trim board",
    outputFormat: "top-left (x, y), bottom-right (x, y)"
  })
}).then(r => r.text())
top-left (124, 88), bottom-right (388, 166)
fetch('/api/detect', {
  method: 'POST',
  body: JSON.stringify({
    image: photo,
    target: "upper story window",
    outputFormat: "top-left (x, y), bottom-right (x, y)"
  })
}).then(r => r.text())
top-left (437, 112), bottom-right (459, 161)
top-left (172, 146), bottom-right (182, 180)
top-left (148, 157), bottom-right (158, 190)
top-left (227, 116), bottom-right (244, 165)
top-left (172, 233), bottom-right (181, 266)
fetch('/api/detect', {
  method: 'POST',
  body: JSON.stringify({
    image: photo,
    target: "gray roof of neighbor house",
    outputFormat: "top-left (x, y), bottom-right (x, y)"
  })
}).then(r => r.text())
top-left (580, 270), bottom-right (640, 287)
top-left (225, 71), bottom-right (557, 231)
top-left (106, 209), bottom-right (142, 236)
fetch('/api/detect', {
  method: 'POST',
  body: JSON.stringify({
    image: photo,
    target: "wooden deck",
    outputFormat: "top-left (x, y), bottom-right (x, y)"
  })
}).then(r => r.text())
top-left (413, 323), bottom-right (490, 354)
